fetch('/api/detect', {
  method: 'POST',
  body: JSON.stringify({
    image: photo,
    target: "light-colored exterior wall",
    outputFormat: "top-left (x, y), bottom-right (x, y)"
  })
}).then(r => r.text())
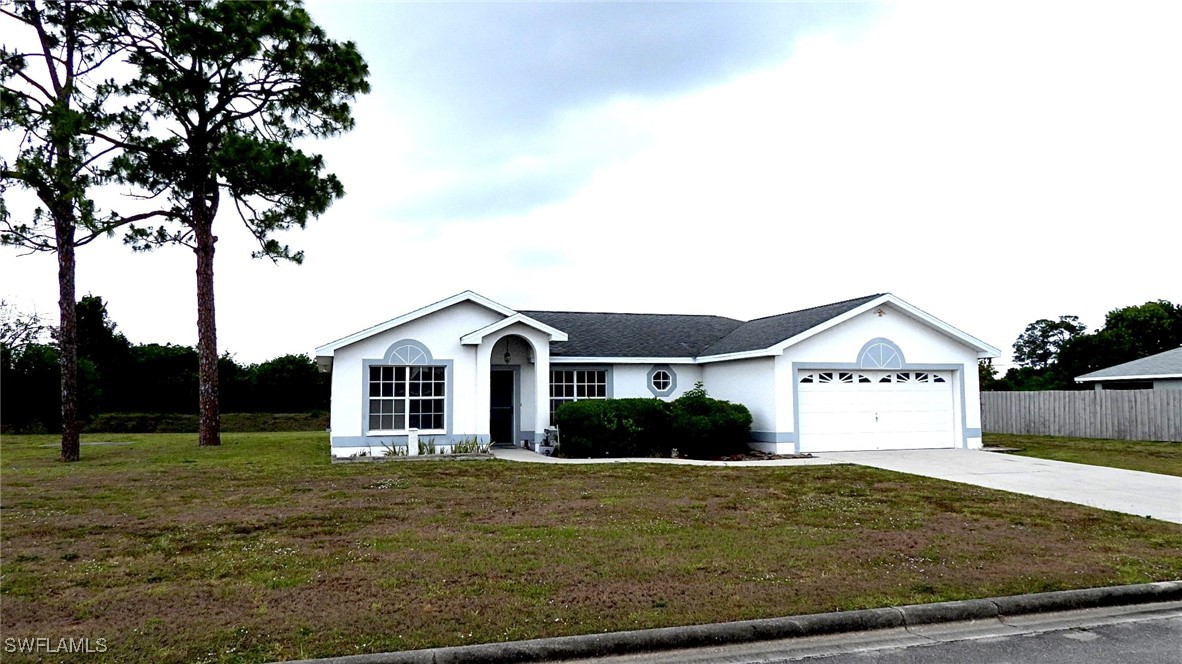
top-left (607, 364), bottom-right (648, 398)
top-left (327, 301), bottom-right (556, 458)
top-left (608, 363), bottom-right (703, 400)
top-left (1153, 379), bottom-right (1182, 391)
top-left (768, 303), bottom-right (983, 453)
top-left (321, 294), bottom-right (991, 459)
top-left (702, 357), bottom-right (777, 436)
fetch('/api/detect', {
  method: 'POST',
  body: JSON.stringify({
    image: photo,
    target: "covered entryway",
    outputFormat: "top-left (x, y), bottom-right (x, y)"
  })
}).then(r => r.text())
top-left (797, 370), bottom-right (956, 452)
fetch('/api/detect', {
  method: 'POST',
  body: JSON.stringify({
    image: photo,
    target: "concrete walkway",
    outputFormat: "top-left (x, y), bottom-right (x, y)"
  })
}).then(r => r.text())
top-left (489, 447), bottom-right (841, 467)
top-left (822, 449), bottom-right (1182, 524)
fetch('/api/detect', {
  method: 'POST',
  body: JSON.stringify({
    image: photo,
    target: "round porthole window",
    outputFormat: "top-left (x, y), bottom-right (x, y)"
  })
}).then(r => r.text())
top-left (651, 369), bottom-right (672, 392)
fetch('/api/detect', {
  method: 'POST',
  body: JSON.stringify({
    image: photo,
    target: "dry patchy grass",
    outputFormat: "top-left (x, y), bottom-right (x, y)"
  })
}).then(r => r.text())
top-left (2, 432), bottom-right (1180, 663)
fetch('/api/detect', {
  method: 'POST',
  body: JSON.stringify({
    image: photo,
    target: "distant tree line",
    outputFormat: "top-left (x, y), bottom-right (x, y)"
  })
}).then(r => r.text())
top-left (1, 296), bottom-right (327, 433)
top-left (2, 1), bottom-right (367, 456)
top-left (981, 299), bottom-right (1182, 391)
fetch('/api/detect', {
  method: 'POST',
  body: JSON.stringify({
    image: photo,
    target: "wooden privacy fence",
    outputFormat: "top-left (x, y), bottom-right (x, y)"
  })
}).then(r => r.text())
top-left (982, 390), bottom-right (1182, 442)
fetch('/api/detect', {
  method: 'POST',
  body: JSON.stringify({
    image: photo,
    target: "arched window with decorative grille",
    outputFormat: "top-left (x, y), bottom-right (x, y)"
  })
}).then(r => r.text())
top-left (857, 338), bottom-right (905, 370)
top-left (368, 340), bottom-right (446, 432)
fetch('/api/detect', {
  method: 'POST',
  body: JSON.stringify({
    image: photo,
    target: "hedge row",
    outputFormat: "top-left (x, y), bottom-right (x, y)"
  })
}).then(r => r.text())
top-left (554, 388), bottom-right (751, 459)
top-left (78, 412), bottom-right (329, 434)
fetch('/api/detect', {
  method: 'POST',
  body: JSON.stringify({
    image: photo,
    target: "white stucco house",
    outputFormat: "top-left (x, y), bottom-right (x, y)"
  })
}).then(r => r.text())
top-left (314, 291), bottom-right (1000, 458)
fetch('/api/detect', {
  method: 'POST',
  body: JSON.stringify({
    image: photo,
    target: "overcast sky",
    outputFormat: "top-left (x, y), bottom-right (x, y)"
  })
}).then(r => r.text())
top-left (3, 1), bottom-right (1179, 370)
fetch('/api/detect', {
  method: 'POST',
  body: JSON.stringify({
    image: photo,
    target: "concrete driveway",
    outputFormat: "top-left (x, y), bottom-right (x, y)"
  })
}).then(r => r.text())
top-left (821, 449), bottom-right (1182, 524)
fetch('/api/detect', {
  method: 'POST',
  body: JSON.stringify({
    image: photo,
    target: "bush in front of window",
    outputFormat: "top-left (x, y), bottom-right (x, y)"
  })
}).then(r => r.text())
top-left (553, 388), bottom-right (752, 459)
top-left (553, 398), bottom-right (673, 458)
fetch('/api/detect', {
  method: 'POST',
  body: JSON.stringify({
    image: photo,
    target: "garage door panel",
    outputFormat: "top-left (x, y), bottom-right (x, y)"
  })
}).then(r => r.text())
top-left (797, 370), bottom-right (955, 452)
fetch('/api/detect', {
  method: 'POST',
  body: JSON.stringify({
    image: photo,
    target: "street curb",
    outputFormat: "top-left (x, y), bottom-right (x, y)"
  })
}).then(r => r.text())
top-left (280, 581), bottom-right (1182, 664)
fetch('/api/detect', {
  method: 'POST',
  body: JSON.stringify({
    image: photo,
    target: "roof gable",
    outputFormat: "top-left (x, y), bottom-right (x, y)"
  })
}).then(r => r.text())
top-left (460, 313), bottom-right (569, 345)
top-left (315, 291), bottom-right (516, 357)
top-left (1076, 346), bottom-right (1182, 382)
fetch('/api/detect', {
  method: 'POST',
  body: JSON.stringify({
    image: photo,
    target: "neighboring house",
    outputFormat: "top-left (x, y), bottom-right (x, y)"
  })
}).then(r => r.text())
top-left (314, 291), bottom-right (999, 458)
top-left (1074, 346), bottom-right (1182, 391)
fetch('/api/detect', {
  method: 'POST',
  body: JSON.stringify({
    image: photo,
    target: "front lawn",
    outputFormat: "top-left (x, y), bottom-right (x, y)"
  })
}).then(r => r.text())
top-left (2, 432), bottom-right (1180, 664)
top-left (985, 433), bottom-right (1182, 477)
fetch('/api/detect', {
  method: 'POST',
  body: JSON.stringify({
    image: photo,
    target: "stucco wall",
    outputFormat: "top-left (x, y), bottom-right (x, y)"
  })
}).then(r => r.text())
top-left (328, 301), bottom-right (503, 448)
top-left (701, 357), bottom-right (777, 434)
top-left (776, 303), bottom-right (983, 448)
top-left (324, 297), bottom-right (990, 457)
top-left (609, 363), bottom-right (702, 400)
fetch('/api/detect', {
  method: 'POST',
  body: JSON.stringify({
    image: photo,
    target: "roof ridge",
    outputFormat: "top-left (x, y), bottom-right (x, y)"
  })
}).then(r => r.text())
top-left (697, 294), bottom-right (883, 357)
top-left (742, 293), bottom-right (883, 323)
top-left (521, 309), bottom-right (743, 322)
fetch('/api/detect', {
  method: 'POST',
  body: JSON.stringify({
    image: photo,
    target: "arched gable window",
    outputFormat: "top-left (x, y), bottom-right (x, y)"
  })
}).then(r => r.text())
top-left (369, 340), bottom-right (444, 432)
top-left (384, 340), bottom-right (432, 365)
top-left (857, 338), bottom-right (905, 370)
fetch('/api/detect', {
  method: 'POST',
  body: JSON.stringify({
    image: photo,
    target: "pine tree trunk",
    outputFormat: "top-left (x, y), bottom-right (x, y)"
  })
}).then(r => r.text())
top-left (194, 217), bottom-right (220, 447)
top-left (57, 220), bottom-right (80, 462)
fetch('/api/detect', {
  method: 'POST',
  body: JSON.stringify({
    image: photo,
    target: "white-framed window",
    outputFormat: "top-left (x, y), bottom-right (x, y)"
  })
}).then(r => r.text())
top-left (550, 369), bottom-right (607, 422)
top-left (799, 370), bottom-right (948, 385)
top-left (368, 365), bottom-right (445, 432)
top-left (651, 369), bottom-right (672, 392)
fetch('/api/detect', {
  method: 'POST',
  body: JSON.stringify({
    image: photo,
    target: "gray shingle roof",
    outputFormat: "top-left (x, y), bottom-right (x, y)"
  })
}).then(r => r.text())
top-left (700, 294), bottom-right (883, 356)
top-left (520, 311), bottom-right (743, 358)
top-left (522, 294), bottom-right (882, 359)
top-left (1076, 346), bottom-right (1182, 381)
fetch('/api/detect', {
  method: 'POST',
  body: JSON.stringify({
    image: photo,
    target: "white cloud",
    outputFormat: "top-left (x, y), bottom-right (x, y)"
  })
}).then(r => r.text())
top-left (4, 2), bottom-right (1178, 369)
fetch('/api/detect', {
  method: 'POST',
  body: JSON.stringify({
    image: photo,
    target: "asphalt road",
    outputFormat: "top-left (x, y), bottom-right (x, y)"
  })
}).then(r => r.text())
top-left (565, 601), bottom-right (1182, 664)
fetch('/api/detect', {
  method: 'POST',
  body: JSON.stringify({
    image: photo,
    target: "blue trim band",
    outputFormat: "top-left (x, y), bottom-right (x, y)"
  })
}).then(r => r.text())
top-left (331, 434), bottom-right (490, 448)
top-left (751, 431), bottom-right (798, 444)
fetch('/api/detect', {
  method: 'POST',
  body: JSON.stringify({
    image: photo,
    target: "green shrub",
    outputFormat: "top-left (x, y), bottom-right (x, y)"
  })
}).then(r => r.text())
top-left (82, 413), bottom-right (199, 433)
top-left (554, 385), bottom-right (751, 459)
top-left (81, 412), bottom-right (328, 433)
top-left (670, 391), bottom-right (752, 458)
top-left (553, 398), bottom-right (672, 458)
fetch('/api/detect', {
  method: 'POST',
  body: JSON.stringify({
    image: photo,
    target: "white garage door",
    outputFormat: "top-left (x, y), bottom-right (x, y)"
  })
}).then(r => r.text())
top-left (797, 370), bottom-right (956, 452)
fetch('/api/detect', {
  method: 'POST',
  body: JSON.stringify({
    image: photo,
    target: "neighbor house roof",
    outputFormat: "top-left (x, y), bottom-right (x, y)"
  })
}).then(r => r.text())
top-left (1075, 346), bottom-right (1182, 383)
